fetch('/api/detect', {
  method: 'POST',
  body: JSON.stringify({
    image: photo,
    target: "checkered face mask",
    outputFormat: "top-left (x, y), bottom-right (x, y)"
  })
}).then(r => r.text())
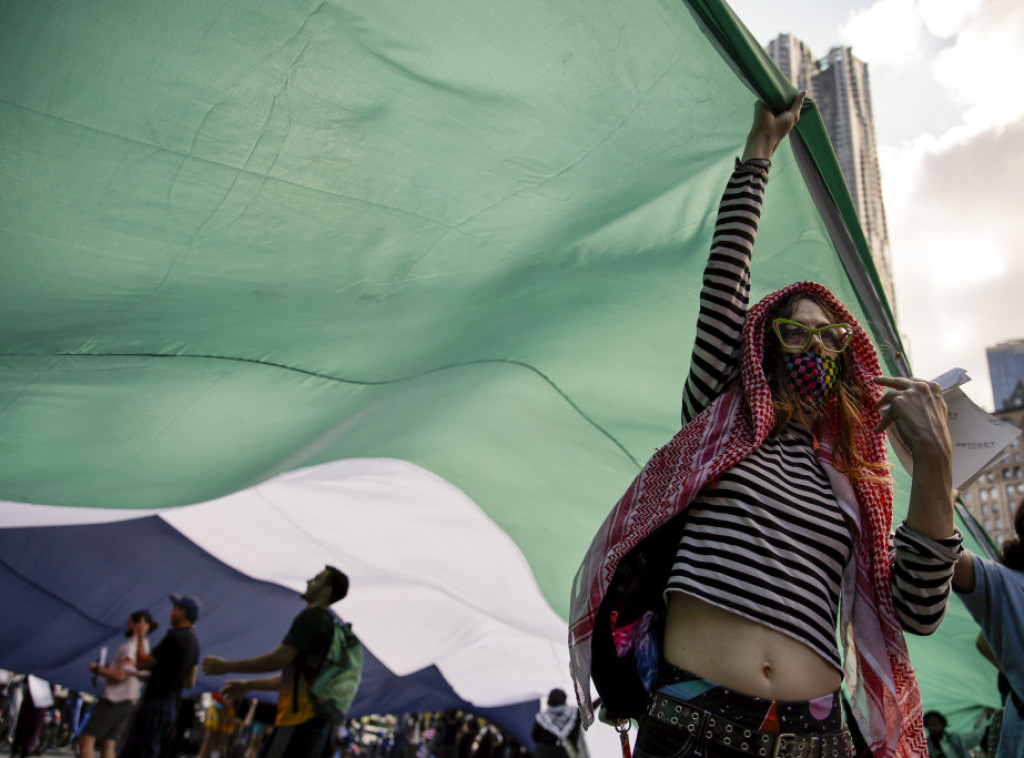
top-left (784, 352), bottom-right (839, 408)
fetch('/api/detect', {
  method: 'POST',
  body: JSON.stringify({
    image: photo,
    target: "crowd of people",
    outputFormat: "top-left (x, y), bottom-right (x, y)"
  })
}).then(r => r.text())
top-left (3, 492), bottom-right (1024, 758)
top-left (189, 707), bottom-right (535, 758)
top-left (1, 565), bottom-right (574, 758)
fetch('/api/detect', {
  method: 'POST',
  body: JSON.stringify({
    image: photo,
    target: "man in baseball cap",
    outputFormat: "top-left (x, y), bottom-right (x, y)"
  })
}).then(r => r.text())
top-left (120, 593), bottom-right (201, 758)
top-left (170, 593), bottom-right (201, 623)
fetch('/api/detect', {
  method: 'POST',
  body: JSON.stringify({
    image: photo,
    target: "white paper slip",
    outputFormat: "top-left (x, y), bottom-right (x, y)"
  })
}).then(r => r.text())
top-left (27, 674), bottom-right (54, 708)
top-left (890, 368), bottom-right (1022, 490)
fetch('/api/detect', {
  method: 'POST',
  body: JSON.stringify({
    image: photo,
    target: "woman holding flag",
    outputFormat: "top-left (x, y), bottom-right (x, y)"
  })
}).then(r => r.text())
top-left (569, 95), bottom-right (963, 758)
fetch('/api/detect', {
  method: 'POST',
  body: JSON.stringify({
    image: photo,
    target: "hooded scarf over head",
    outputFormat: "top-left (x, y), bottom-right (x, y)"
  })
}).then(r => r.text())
top-left (568, 280), bottom-right (925, 758)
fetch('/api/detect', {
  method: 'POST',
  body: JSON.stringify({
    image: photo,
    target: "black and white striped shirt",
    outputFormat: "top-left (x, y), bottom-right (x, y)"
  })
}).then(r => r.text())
top-left (668, 424), bottom-right (853, 668)
top-left (667, 161), bottom-right (962, 667)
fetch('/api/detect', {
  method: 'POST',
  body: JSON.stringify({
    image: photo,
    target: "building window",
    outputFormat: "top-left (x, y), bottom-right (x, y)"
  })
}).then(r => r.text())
top-left (981, 489), bottom-right (989, 501)
top-left (962, 491), bottom-right (972, 503)
top-left (987, 472), bottom-right (996, 483)
top-left (995, 518), bottom-right (1003, 529)
top-left (1004, 469), bottom-right (1013, 479)
top-left (985, 519), bottom-right (993, 531)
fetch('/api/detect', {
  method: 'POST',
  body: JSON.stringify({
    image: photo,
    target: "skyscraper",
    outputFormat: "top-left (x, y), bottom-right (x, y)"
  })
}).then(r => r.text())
top-left (988, 338), bottom-right (1024, 411)
top-left (767, 33), bottom-right (817, 94)
top-left (766, 35), bottom-right (895, 312)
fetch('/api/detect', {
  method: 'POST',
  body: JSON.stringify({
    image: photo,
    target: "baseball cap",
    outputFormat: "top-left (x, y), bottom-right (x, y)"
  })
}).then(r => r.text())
top-left (170, 593), bottom-right (202, 622)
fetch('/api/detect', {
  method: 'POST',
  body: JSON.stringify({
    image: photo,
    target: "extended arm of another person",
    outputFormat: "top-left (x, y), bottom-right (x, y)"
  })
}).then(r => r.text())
top-left (875, 376), bottom-right (963, 633)
top-left (679, 93), bottom-right (805, 425)
top-left (202, 644), bottom-right (298, 676)
top-left (220, 675), bottom-right (282, 704)
top-left (975, 632), bottom-right (999, 668)
top-left (951, 543), bottom-right (976, 592)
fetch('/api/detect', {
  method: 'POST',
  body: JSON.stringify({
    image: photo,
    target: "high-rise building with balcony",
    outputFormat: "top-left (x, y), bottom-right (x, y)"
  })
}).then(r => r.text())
top-left (766, 35), bottom-right (895, 313)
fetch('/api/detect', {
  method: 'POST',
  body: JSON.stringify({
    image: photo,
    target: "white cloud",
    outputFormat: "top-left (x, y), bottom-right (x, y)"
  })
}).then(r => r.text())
top-left (840, 0), bottom-right (926, 66)
top-left (922, 235), bottom-right (1006, 290)
top-left (915, 0), bottom-right (981, 38)
top-left (931, 0), bottom-right (1024, 131)
top-left (844, 0), bottom-right (1024, 134)
top-left (886, 117), bottom-right (1024, 409)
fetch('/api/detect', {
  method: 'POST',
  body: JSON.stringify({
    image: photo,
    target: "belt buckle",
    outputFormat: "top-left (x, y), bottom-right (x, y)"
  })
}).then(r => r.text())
top-left (771, 733), bottom-right (798, 758)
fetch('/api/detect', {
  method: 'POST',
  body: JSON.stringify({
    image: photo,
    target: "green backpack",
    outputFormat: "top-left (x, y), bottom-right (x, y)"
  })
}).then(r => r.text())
top-left (309, 621), bottom-right (363, 723)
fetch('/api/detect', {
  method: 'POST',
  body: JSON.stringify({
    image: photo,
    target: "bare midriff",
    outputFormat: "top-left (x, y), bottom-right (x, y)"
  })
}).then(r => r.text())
top-left (664, 592), bottom-right (842, 701)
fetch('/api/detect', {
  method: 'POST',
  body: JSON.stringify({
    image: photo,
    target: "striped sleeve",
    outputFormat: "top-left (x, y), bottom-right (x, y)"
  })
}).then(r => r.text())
top-left (889, 524), bottom-right (964, 635)
top-left (680, 159), bottom-right (770, 426)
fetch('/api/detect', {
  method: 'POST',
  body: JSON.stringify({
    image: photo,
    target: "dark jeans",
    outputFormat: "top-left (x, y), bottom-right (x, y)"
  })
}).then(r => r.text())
top-left (259, 717), bottom-right (330, 758)
top-left (119, 698), bottom-right (176, 758)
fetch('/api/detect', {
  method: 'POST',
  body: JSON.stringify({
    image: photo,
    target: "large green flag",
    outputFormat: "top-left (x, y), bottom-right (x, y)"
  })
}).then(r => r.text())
top-left (0, 0), bottom-right (998, 735)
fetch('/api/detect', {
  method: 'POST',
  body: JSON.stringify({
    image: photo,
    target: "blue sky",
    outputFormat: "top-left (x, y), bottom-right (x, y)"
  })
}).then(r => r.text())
top-left (731, 0), bottom-right (1024, 411)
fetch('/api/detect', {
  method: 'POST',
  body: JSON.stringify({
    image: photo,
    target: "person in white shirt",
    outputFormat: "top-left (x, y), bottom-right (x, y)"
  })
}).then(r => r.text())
top-left (82, 610), bottom-right (157, 758)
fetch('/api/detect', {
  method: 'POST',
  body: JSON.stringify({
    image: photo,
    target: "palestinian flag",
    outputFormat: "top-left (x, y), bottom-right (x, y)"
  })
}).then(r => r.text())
top-left (0, 0), bottom-right (998, 744)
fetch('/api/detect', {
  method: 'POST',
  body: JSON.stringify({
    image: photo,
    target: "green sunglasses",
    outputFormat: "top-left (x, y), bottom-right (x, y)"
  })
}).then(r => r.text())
top-left (772, 318), bottom-right (853, 353)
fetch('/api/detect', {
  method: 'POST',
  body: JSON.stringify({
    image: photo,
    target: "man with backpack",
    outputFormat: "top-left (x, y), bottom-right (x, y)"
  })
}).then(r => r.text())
top-left (202, 566), bottom-right (361, 758)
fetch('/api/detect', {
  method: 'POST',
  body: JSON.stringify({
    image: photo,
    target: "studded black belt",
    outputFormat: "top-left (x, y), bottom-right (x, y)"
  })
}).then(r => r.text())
top-left (647, 692), bottom-right (855, 758)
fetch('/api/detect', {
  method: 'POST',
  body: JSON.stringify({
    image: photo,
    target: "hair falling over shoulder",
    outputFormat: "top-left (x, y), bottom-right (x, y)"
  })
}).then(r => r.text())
top-left (770, 377), bottom-right (892, 485)
top-left (764, 294), bottom-right (891, 485)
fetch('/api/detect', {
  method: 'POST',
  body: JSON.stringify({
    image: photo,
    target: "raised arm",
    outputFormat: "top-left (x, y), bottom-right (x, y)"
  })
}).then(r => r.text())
top-left (875, 376), bottom-right (963, 633)
top-left (680, 94), bottom-right (805, 425)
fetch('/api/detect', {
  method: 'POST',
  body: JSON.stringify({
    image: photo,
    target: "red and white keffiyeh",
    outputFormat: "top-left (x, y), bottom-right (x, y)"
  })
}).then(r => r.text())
top-left (568, 280), bottom-right (927, 758)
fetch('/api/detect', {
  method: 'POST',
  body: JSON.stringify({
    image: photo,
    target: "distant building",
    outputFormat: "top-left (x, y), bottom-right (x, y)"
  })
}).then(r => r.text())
top-left (767, 33), bottom-right (817, 93)
top-left (988, 338), bottom-right (1024, 412)
top-left (766, 35), bottom-right (895, 313)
